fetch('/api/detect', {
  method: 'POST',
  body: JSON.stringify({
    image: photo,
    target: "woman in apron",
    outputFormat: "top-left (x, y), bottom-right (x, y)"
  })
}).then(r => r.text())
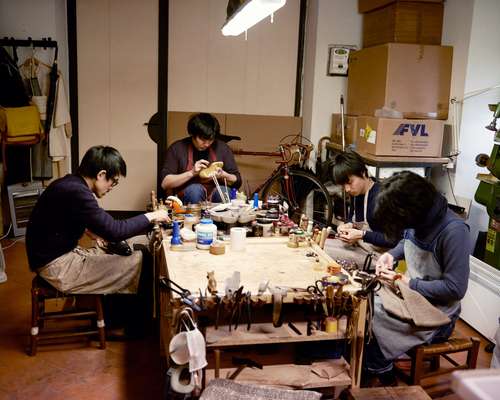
top-left (325, 151), bottom-right (399, 267)
top-left (366, 171), bottom-right (471, 385)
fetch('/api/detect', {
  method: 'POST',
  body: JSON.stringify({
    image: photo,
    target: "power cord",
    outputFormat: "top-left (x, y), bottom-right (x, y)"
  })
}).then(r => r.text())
top-left (2, 237), bottom-right (25, 251)
top-left (0, 224), bottom-right (13, 241)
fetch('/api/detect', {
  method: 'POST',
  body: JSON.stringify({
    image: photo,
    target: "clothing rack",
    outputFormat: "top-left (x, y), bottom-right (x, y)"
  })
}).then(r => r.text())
top-left (0, 37), bottom-right (58, 61)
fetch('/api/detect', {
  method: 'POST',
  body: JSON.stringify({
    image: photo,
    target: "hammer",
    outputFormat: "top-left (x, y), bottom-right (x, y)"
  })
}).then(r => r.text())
top-left (228, 357), bottom-right (263, 380)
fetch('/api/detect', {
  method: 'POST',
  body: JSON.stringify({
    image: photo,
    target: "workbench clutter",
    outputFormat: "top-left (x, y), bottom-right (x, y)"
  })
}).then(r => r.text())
top-left (159, 235), bottom-right (368, 392)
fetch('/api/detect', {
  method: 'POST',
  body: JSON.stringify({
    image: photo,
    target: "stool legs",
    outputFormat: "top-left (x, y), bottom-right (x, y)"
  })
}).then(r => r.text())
top-left (28, 281), bottom-right (106, 355)
top-left (29, 287), bottom-right (40, 356)
top-left (95, 295), bottom-right (106, 349)
top-left (411, 346), bottom-right (425, 385)
top-left (467, 338), bottom-right (480, 369)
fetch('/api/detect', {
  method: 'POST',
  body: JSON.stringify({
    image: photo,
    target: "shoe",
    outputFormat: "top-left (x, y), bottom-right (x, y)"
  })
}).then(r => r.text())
top-left (377, 370), bottom-right (397, 386)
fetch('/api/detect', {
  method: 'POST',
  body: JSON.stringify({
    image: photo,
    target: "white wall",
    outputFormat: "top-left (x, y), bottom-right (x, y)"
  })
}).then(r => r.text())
top-left (451, 0), bottom-right (500, 245)
top-left (302, 0), bottom-right (362, 162)
top-left (0, 0), bottom-right (69, 90)
top-left (168, 0), bottom-right (300, 116)
top-left (431, 0), bottom-right (473, 198)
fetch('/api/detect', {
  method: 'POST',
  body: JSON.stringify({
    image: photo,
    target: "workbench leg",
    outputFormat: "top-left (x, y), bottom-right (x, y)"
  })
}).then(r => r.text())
top-left (214, 349), bottom-right (221, 379)
top-left (350, 298), bottom-right (367, 388)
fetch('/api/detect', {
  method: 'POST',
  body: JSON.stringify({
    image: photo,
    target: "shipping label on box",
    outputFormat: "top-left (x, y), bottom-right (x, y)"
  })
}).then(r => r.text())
top-left (357, 117), bottom-right (444, 157)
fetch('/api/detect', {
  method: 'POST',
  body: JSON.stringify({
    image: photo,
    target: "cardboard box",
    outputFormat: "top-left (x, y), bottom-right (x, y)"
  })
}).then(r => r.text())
top-left (363, 2), bottom-right (443, 48)
top-left (358, 0), bottom-right (442, 13)
top-left (347, 43), bottom-right (453, 120)
top-left (356, 116), bottom-right (444, 157)
top-left (331, 114), bottom-right (358, 147)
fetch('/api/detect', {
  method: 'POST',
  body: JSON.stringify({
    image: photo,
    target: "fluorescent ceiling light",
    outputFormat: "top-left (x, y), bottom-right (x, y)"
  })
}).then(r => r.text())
top-left (222, 0), bottom-right (286, 37)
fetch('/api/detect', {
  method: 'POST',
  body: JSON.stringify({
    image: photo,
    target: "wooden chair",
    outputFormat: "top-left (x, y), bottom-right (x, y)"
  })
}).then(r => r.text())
top-left (29, 275), bottom-right (106, 356)
top-left (396, 336), bottom-right (480, 385)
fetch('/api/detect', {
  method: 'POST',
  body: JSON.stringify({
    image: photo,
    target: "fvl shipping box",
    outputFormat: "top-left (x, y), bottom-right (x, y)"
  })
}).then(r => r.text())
top-left (357, 116), bottom-right (444, 157)
top-left (331, 114), bottom-right (358, 147)
top-left (347, 43), bottom-right (453, 120)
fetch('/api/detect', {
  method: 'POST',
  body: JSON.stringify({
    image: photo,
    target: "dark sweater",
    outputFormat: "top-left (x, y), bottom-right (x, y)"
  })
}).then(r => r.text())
top-left (26, 174), bottom-right (150, 271)
top-left (348, 182), bottom-right (399, 248)
top-left (160, 137), bottom-right (242, 190)
top-left (389, 194), bottom-right (471, 304)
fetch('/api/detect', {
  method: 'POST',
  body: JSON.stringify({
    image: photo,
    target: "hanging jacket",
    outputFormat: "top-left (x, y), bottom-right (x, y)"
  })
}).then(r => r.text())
top-left (0, 47), bottom-right (30, 107)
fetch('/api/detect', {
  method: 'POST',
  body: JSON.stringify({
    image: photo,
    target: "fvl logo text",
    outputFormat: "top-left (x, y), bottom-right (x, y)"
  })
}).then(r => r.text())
top-left (393, 124), bottom-right (429, 136)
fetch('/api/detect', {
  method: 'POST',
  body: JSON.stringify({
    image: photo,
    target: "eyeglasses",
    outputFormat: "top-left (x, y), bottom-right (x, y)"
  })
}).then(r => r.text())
top-left (110, 177), bottom-right (120, 188)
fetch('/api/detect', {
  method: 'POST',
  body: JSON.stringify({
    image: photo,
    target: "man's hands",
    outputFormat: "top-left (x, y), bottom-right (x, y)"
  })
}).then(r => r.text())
top-left (145, 209), bottom-right (171, 223)
top-left (337, 227), bottom-right (364, 245)
top-left (192, 159), bottom-right (210, 176)
top-left (375, 252), bottom-right (409, 284)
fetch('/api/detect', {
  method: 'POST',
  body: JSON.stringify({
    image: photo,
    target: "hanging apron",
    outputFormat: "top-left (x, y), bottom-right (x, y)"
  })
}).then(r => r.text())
top-left (326, 185), bottom-right (381, 266)
top-left (176, 144), bottom-right (217, 199)
top-left (372, 220), bottom-right (462, 360)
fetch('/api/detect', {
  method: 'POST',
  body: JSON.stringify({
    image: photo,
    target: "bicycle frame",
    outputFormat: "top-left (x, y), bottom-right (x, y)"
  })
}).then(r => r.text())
top-left (232, 145), bottom-right (304, 211)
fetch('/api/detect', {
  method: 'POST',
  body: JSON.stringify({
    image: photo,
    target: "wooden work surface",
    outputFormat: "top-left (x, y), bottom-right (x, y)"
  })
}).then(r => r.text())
top-left (162, 236), bottom-right (356, 298)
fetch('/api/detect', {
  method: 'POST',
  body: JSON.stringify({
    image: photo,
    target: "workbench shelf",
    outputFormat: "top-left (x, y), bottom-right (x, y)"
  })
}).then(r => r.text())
top-left (206, 321), bottom-right (347, 348)
top-left (205, 358), bottom-right (352, 390)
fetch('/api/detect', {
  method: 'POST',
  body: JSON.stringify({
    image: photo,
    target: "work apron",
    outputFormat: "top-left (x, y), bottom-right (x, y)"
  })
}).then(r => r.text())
top-left (176, 144), bottom-right (217, 199)
top-left (38, 235), bottom-right (149, 295)
top-left (372, 221), bottom-right (462, 360)
top-left (326, 185), bottom-right (383, 266)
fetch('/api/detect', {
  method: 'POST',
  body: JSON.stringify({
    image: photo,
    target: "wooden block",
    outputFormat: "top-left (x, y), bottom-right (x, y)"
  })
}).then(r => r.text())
top-left (349, 385), bottom-right (431, 400)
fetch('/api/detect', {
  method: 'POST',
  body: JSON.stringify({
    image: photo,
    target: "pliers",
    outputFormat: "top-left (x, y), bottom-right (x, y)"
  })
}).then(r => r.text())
top-left (159, 277), bottom-right (201, 312)
top-left (229, 286), bottom-right (244, 331)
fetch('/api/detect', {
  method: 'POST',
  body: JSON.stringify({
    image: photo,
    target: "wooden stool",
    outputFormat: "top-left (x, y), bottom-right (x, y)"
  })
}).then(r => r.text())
top-left (397, 337), bottom-right (480, 385)
top-left (348, 386), bottom-right (431, 400)
top-left (29, 275), bottom-right (106, 356)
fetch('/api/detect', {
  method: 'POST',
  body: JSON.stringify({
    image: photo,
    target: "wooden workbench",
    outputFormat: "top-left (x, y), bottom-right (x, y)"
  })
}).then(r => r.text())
top-left (156, 234), bottom-right (367, 391)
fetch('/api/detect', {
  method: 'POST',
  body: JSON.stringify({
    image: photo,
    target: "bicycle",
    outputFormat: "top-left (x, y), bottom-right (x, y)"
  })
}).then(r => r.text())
top-left (229, 135), bottom-right (333, 227)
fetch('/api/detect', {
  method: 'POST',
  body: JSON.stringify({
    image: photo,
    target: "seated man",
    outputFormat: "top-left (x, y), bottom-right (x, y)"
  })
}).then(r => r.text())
top-left (26, 145), bottom-right (169, 295)
top-left (160, 113), bottom-right (242, 204)
top-left (366, 171), bottom-right (471, 385)
top-left (327, 151), bottom-right (399, 266)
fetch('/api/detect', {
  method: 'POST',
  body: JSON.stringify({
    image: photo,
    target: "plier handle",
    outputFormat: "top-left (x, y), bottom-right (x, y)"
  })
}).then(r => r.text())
top-left (159, 277), bottom-right (201, 312)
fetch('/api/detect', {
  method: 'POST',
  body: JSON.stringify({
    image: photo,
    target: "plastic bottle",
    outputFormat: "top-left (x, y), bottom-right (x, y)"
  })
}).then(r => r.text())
top-left (252, 193), bottom-right (259, 209)
top-left (171, 220), bottom-right (182, 246)
top-left (195, 218), bottom-right (217, 250)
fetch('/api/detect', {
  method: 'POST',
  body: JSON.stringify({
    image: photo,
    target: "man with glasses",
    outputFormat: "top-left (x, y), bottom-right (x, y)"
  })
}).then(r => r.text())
top-left (26, 145), bottom-right (169, 295)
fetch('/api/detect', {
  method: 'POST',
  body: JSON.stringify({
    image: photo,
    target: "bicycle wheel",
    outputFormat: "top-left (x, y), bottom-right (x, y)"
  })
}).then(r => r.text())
top-left (261, 168), bottom-right (333, 227)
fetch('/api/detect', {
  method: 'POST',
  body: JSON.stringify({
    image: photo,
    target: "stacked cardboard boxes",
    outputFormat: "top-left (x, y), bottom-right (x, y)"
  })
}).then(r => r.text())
top-left (341, 0), bottom-right (451, 158)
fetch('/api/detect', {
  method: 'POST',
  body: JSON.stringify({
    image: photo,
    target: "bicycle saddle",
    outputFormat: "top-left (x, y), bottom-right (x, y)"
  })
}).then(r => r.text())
top-left (106, 240), bottom-right (133, 256)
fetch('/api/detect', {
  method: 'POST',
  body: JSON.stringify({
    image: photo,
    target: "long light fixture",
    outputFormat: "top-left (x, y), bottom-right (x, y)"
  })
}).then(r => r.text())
top-left (222, 0), bottom-right (286, 37)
